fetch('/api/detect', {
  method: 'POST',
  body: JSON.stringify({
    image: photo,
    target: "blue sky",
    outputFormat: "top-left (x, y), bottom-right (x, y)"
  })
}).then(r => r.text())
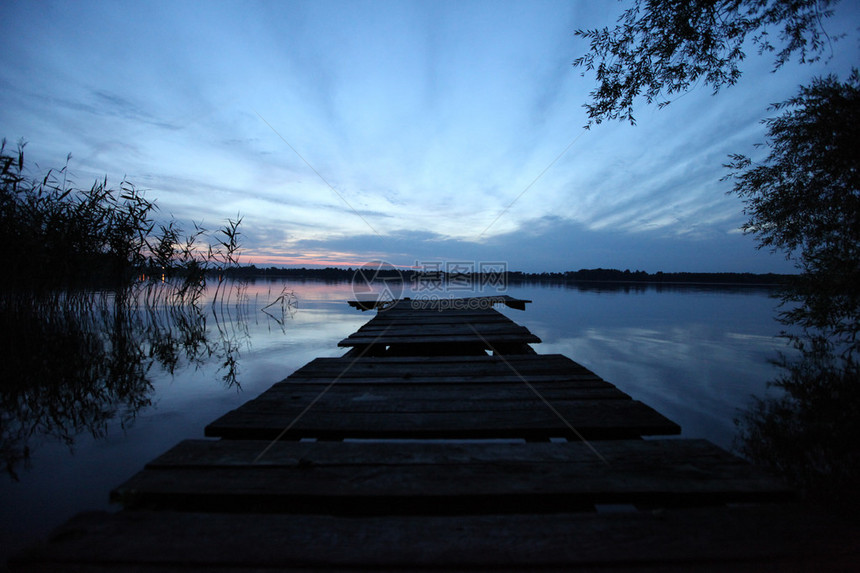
top-left (2, 0), bottom-right (858, 272)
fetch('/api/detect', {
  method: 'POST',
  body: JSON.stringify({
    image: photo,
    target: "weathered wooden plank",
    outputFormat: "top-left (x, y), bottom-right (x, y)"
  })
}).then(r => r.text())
top-left (367, 305), bottom-right (510, 315)
top-left (358, 318), bottom-right (516, 328)
top-left (340, 324), bottom-right (532, 338)
top-left (387, 296), bottom-right (530, 309)
top-left (361, 314), bottom-right (514, 326)
top-left (280, 374), bottom-right (609, 386)
top-left (283, 355), bottom-right (603, 384)
top-left (377, 308), bottom-right (504, 315)
top-left (342, 328), bottom-right (538, 341)
top-left (339, 334), bottom-right (541, 347)
top-left (110, 439), bottom-right (791, 513)
top-left (296, 355), bottom-right (593, 369)
top-left (345, 332), bottom-right (536, 345)
top-left (14, 505), bottom-right (854, 572)
top-left (141, 439), bottom-right (740, 469)
top-left (365, 305), bottom-right (506, 313)
top-left (360, 317), bottom-right (516, 328)
top-left (347, 295), bottom-right (531, 311)
top-left (372, 308), bottom-right (510, 317)
top-left (225, 388), bottom-right (632, 414)
top-left (394, 294), bottom-right (531, 309)
top-left (265, 383), bottom-right (627, 400)
top-left (297, 354), bottom-right (590, 367)
top-left (340, 319), bottom-right (540, 341)
top-left (355, 321), bottom-right (517, 333)
top-left (204, 399), bottom-right (680, 439)
top-left (341, 305), bottom-right (543, 350)
top-left (354, 323), bottom-right (534, 336)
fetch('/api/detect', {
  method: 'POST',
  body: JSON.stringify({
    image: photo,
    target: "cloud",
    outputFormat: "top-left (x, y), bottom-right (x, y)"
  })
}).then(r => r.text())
top-left (2, 1), bottom-right (853, 274)
top-left (236, 214), bottom-right (793, 274)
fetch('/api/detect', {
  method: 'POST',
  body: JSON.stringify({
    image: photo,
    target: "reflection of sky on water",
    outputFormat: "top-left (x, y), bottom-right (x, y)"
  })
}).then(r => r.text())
top-left (1, 280), bottom-right (366, 561)
top-left (1, 279), bottom-right (790, 560)
top-left (497, 283), bottom-right (790, 451)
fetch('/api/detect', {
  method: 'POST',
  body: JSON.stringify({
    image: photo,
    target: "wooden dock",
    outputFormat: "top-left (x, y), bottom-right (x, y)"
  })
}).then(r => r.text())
top-left (12, 296), bottom-right (859, 570)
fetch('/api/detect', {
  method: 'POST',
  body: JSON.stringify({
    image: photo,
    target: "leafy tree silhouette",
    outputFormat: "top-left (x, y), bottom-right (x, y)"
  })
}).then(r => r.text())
top-left (575, 0), bottom-right (859, 508)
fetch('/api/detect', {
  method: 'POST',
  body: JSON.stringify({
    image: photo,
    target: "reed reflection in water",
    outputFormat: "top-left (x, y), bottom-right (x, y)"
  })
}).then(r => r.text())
top-left (0, 281), bottom-right (296, 479)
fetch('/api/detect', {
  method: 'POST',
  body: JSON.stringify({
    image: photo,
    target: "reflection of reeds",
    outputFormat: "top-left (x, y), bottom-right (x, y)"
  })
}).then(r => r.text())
top-left (0, 281), bottom-right (294, 480)
top-left (1, 290), bottom-right (148, 480)
top-left (261, 286), bottom-right (299, 327)
top-left (1, 140), bottom-right (285, 478)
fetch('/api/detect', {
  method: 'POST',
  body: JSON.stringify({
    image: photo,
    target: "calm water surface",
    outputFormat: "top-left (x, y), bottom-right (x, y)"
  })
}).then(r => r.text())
top-left (0, 279), bottom-right (789, 561)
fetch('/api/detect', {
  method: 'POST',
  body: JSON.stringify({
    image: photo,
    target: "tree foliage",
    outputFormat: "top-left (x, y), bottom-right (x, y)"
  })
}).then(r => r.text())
top-left (724, 71), bottom-right (860, 359)
top-left (574, 1), bottom-right (859, 506)
top-left (573, 0), bottom-right (841, 124)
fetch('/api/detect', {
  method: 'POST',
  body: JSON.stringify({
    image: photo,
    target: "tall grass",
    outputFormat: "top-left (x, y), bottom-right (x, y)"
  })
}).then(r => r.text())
top-left (0, 139), bottom-right (271, 479)
top-left (1, 138), bottom-right (241, 292)
top-left (0, 281), bottom-right (298, 480)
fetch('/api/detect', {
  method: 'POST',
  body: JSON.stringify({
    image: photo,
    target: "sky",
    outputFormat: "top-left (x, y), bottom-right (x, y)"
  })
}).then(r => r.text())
top-left (1, 0), bottom-right (858, 273)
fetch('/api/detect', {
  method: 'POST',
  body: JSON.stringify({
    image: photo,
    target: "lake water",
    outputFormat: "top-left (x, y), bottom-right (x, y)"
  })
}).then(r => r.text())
top-left (0, 279), bottom-right (790, 562)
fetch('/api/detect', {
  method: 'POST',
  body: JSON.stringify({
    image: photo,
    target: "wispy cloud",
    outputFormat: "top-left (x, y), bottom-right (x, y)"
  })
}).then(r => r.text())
top-left (2, 0), bottom-right (853, 273)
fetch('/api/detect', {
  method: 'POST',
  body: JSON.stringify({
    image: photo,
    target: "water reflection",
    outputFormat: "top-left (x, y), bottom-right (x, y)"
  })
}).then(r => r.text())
top-left (735, 346), bottom-right (860, 511)
top-left (508, 279), bottom-right (779, 296)
top-left (0, 279), bottom-right (827, 562)
top-left (495, 283), bottom-right (787, 451)
top-left (0, 282), bottom-right (294, 479)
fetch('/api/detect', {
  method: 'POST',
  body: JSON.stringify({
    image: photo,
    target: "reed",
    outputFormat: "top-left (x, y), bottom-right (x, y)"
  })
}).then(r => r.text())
top-left (0, 139), bottom-right (280, 479)
top-left (1, 138), bottom-right (241, 295)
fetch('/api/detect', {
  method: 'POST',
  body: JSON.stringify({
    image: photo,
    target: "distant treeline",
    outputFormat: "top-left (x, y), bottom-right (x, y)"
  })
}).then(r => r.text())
top-left (221, 265), bottom-right (793, 286)
top-left (510, 268), bottom-right (793, 285)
